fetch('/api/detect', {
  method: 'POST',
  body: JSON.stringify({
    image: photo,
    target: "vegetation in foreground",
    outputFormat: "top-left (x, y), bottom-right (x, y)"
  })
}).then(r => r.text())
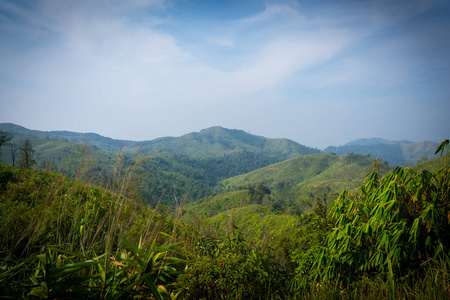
top-left (0, 139), bottom-right (449, 299)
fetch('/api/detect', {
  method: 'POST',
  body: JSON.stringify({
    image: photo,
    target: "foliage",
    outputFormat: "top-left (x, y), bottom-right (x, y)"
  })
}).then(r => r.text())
top-left (177, 231), bottom-right (289, 299)
top-left (0, 163), bottom-right (184, 299)
top-left (308, 166), bottom-right (450, 285)
top-left (435, 139), bottom-right (449, 168)
top-left (287, 197), bottom-right (334, 275)
top-left (0, 163), bottom-right (19, 191)
top-left (0, 237), bottom-right (184, 299)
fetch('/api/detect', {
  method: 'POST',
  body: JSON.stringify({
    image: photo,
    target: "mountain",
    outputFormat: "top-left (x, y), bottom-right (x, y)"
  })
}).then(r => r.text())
top-left (136, 126), bottom-right (320, 158)
top-left (0, 123), bottom-right (320, 159)
top-left (0, 123), bottom-right (321, 206)
top-left (324, 138), bottom-right (439, 166)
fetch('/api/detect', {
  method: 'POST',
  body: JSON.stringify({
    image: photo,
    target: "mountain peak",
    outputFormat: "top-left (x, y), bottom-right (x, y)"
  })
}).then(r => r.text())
top-left (199, 126), bottom-right (227, 133)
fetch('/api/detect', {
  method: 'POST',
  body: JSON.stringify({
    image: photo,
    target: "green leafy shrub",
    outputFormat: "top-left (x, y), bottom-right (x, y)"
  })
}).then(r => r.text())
top-left (177, 232), bottom-right (288, 299)
top-left (0, 163), bottom-right (19, 191)
top-left (311, 166), bottom-right (450, 283)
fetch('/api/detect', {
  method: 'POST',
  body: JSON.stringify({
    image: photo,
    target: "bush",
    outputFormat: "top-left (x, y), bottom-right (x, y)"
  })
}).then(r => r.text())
top-left (177, 233), bottom-right (288, 299)
top-left (311, 166), bottom-right (450, 283)
top-left (0, 163), bottom-right (19, 191)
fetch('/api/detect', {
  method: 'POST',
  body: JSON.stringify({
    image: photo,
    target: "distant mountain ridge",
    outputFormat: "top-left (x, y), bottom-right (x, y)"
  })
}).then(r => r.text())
top-left (0, 123), bottom-right (320, 159)
top-left (343, 138), bottom-right (412, 146)
top-left (1, 123), bottom-right (441, 168)
top-left (325, 138), bottom-right (439, 166)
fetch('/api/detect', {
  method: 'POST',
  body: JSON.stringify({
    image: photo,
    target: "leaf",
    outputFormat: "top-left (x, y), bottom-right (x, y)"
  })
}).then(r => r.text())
top-left (49, 259), bottom-right (102, 279)
top-left (409, 218), bottom-right (421, 243)
top-left (29, 282), bottom-right (48, 298)
top-left (435, 139), bottom-right (449, 155)
top-left (386, 256), bottom-right (395, 295)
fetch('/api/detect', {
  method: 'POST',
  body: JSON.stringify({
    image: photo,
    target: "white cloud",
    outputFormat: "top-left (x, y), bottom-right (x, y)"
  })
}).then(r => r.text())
top-left (49, 2), bottom-right (355, 105)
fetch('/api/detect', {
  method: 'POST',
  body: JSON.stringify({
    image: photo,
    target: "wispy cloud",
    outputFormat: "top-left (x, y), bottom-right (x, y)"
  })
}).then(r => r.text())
top-left (1, 1), bottom-right (360, 103)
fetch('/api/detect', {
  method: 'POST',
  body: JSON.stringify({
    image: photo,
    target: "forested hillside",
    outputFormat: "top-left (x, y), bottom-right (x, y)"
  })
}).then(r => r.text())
top-left (0, 123), bottom-right (320, 206)
top-left (220, 153), bottom-right (388, 207)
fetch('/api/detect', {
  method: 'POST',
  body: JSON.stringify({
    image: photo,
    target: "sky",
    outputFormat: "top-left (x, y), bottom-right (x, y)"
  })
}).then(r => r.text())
top-left (0, 0), bottom-right (449, 149)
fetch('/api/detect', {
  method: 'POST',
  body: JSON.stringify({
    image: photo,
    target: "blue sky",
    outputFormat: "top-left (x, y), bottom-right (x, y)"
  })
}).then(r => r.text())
top-left (0, 0), bottom-right (449, 149)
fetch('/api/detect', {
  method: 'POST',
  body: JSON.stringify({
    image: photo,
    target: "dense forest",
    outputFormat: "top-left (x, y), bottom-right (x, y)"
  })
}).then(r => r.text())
top-left (0, 126), bottom-right (449, 299)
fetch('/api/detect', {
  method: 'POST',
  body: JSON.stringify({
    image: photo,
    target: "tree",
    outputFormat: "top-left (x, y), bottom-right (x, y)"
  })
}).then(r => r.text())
top-left (10, 144), bottom-right (18, 167)
top-left (19, 139), bottom-right (36, 168)
top-left (0, 131), bottom-right (12, 161)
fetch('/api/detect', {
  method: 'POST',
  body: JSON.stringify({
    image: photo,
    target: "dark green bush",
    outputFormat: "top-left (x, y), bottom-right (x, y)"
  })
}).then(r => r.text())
top-left (309, 167), bottom-right (450, 283)
top-left (177, 233), bottom-right (288, 299)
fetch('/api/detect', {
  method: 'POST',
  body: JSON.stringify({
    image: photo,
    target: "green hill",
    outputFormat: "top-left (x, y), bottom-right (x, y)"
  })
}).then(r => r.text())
top-left (400, 141), bottom-right (440, 165)
top-left (410, 154), bottom-right (447, 173)
top-left (136, 126), bottom-right (320, 159)
top-left (0, 163), bottom-right (163, 258)
top-left (220, 153), bottom-right (384, 209)
top-left (0, 130), bottom-right (115, 181)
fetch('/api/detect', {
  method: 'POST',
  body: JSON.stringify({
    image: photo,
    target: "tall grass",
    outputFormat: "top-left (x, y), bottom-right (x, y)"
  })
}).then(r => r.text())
top-left (0, 147), bottom-right (187, 298)
top-left (289, 259), bottom-right (450, 300)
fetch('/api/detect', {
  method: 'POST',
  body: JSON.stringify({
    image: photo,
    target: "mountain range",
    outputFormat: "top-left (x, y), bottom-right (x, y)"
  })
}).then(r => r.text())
top-left (0, 123), bottom-right (445, 208)
top-left (1, 123), bottom-right (439, 165)
top-left (0, 123), bottom-right (320, 158)
top-left (0, 123), bottom-right (320, 206)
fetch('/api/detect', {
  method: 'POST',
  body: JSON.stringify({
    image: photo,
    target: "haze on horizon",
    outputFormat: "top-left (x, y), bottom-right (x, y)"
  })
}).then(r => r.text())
top-left (0, 0), bottom-right (449, 149)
